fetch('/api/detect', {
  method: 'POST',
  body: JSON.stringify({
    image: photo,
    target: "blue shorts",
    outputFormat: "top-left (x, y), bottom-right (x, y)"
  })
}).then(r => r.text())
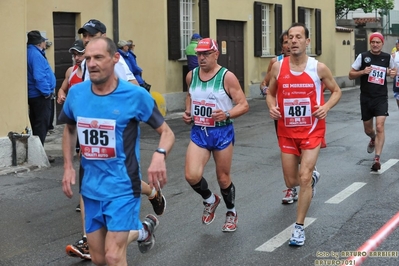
top-left (191, 124), bottom-right (235, 151)
top-left (83, 195), bottom-right (143, 233)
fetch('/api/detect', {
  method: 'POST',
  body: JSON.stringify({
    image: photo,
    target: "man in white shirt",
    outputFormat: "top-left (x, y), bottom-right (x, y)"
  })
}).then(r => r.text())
top-left (78, 19), bottom-right (138, 85)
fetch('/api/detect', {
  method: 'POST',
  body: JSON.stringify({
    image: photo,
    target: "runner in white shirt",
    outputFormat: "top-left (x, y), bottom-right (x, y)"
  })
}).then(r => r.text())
top-left (78, 19), bottom-right (138, 84)
top-left (82, 55), bottom-right (136, 82)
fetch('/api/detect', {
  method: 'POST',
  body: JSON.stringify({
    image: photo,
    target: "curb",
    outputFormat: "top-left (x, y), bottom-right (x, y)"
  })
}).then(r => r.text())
top-left (0, 164), bottom-right (40, 176)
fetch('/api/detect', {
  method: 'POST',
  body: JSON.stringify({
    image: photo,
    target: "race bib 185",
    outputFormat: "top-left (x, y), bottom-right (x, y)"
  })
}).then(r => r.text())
top-left (77, 117), bottom-right (116, 160)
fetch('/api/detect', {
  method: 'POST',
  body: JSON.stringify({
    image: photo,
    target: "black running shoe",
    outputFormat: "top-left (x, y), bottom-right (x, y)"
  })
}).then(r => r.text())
top-left (149, 190), bottom-right (166, 216)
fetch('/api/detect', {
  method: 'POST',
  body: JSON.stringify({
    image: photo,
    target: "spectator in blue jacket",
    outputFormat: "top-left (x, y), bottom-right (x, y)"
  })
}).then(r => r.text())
top-left (27, 30), bottom-right (56, 146)
top-left (185, 33), bottom-right (202, 71)
top-left (118, 40), bottom-right (144, 86)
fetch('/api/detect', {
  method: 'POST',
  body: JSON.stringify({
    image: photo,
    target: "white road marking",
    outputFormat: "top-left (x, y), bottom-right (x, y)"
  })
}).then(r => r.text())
top-left (370, 159), bottom-right (399, 175)
top-left (255, 217), bottom-right (317, 252)
top-left (255, 159), bottom-right (398, 253)
top-left (325, 182), bottom-right (366, 204)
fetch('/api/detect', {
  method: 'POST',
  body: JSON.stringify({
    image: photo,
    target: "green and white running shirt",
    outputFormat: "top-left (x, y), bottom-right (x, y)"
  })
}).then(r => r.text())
top-left (189, 67), bottom-right (233, 127)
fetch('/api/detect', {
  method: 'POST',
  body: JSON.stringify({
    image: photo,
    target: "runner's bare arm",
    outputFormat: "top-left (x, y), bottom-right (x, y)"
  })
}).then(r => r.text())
top-left (349, 67), bottom-right (371, 80)
top-left (183, 71), bottom-right (193, 124)
top-left (221, 71), bottom-right (249, 120)
top-left (147, 122), bottom-right (175, 190)
top-left (266, 61), bottom-right (281, 120)
top-left (62, 124), bottom-right (78, 198)
top-left (262, 57), bottom-right (278, 88)
top-left (57, 67), bottom-right (73, 104)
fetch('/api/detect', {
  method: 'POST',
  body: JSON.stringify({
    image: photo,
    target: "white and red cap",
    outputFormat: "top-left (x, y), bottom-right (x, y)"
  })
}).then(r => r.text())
top-left (195, 38), bottom-right (218, 52)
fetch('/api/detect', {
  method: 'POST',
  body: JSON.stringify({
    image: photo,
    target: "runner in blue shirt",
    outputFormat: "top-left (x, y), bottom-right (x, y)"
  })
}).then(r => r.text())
top-left (60, 36), bottom-right (175, 265)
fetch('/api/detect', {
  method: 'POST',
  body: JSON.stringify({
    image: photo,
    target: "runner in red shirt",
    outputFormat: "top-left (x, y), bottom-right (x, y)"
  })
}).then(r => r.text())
top-left (266, 23), bottom-right (342, 246)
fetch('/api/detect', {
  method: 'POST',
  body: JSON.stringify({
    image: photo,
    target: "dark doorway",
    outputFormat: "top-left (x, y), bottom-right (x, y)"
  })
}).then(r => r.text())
top-left (53, 12), bottom-right (77, 124)
top-left (354, 28), bottom-right (368, 86)
top-left (216, 20), bottom-right (245, 91)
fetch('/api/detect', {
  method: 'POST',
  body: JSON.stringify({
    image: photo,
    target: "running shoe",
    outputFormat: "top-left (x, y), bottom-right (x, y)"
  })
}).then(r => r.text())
top-left (75, 203), bottom-right (81, 212)
top-left (367, 139), bottom-right (375, 153)
top-left (289, 224), bottom-right (305, 246)
top-left (282, 188), bottom-right (298, 204)
top-left (65, 236), bottom-right (91, 260)
top-left (222, 211), bottom-right (238, 232)
top-left (312, 170), bottom-right (321, 198)
top-left (149, 190), bottom-right (166, 216)
top-left (371, 158), bottom-right (381, 171)
top-left (202, 194), bottom-right (221, 225)
top-left (138, 214), bottom-right (159, 254)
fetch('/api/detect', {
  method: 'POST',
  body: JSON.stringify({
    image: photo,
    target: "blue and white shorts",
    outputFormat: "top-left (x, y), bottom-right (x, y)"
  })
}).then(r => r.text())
top-left (190, 124), bottom-right (235, 151)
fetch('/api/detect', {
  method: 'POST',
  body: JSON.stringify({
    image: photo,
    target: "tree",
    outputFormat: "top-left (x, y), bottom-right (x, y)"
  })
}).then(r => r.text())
top-left (336, 0), bottom-right (394, 19)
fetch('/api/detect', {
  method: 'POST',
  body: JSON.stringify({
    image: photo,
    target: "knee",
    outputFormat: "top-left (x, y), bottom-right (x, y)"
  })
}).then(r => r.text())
top-left (298, 172), bottom-right (312, 187)
top-left (105, 252), bottom-right (122, 266)
top-left (91, 255), bottom-right (106, 266)
top-left (375, 124), bottom-right (384, 134)
top-left (284, 178), bottom-right (296, 188)
top-left (364, 127), bottom-right (373, 135)
top-left (185, 173), bottom-right (200, 185)
top-left (217, 174), bottom-right (231, 188)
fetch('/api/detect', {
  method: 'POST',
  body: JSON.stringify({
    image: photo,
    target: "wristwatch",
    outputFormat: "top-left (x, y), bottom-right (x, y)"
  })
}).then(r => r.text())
top-left (155, 148), bottom-right (167, 158)
top-left (224, 111), bottom-right (230, 120)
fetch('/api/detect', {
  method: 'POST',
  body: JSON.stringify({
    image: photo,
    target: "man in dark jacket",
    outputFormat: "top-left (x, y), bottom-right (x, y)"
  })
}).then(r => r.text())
top-left (27, 30), bottom-right (56, 146)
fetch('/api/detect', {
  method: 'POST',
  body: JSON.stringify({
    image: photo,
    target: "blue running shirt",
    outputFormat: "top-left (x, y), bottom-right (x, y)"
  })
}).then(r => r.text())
top-left (59, 79), bottom-right (164, 200)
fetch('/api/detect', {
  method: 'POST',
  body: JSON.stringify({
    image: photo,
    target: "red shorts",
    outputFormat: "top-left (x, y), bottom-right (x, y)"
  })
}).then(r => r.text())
top-left (278, 136), bottom-right (326, 156)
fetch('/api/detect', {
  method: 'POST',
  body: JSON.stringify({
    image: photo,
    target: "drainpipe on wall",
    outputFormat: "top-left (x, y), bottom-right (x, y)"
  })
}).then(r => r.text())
top-left (112, 0), bottom-right (119, 45)
top-left (7, 127), bottom-right (31, 166)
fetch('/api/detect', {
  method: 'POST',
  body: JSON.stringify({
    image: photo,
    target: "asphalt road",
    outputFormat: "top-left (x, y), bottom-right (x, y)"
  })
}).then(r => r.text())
top-left (1, 88), bottom-right (399, 266)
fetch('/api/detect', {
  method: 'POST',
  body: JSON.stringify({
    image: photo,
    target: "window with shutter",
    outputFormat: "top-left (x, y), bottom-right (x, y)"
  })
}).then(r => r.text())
top-left (167, 0), bottom-right (181, 60)
top-left (254, 2), bottom-right (262, 57)
top-left (253, 2), bottom-right (272, 57)
top-left (167, 0), bottom-right (198, 60)
top-left (315, 9), bottom-right (322, 55)
top-left (297, 6), bottom-right (315, 55)
top-left (199, 0), bottom-right (209, 38)
top-left (298, 7), bottom-right (305, 24)
top-left (274, 4), bottom-right (282, 55)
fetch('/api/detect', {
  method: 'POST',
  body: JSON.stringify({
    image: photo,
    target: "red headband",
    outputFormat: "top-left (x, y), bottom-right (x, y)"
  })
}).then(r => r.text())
top-left (369, 32), bottom-right (384, 44)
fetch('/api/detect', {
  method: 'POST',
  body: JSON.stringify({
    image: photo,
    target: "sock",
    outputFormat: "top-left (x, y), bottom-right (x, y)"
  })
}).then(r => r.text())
top-left (190, 177), bottom-right (212, 200)
top-left (295, 223), bottom-right (304, 227)
top-left (221, 182), bottom-right (235, 209)
top-left (137, 227), bottom-right (148, 241)
top-left (227, 208), bottom-right (236, 215)
top-left (204, 193), bottom-right (215, 204)
top-left (148, 187), bottom-right (156, 199)
top-left (375, 155), bottom-right (380, 161)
